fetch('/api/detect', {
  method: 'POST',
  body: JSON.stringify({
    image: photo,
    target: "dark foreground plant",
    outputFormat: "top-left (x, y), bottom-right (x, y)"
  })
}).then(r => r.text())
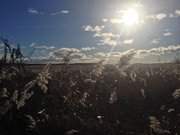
top-left (0, 63), bottom-right (180, 135)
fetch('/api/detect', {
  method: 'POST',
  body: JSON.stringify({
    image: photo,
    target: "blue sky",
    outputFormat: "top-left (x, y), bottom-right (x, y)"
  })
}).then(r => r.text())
top-left (0, 0), bottom-right (180, 63)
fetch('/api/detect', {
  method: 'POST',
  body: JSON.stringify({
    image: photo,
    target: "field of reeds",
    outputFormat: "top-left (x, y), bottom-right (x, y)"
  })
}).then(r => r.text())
top-left (0, 62), bottom-right (180, 135)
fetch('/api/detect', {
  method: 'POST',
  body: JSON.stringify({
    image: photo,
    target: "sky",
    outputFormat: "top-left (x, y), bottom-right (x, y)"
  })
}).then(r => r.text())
top-left (0, 0), bottom-right (180, 63)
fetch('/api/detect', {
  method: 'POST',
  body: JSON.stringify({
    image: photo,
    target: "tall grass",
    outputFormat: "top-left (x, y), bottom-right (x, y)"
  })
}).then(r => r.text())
top-left (0, 62), bottom-right (180, 135)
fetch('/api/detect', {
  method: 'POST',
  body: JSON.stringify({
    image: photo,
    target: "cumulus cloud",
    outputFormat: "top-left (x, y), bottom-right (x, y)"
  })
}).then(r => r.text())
top-left (94, 52), bottom-right (107, 58)
top-left (49, 48), bottom-right (102, 63)
top-left (102, 45), bottom-right (180, 64)
top-left (119, 45), bottom-right (180, 62)
top-left (167, 10), bottom-right (180, 18)
top-left (152, 39), bottom-right (160, 44)
top-left (146, 10), bottom-right (180, 20)
top-left (163, 32), bottom-right (173, 37)
top-left (81, 47), bottom-right (95, 51)
top-left (52, 48), bottom-right (81, 59)
top-left (49, 48), bottom-right (97, 63)
top-left (53, 48), bottom-right (79, 54)
top-left (28, 8), bottom-right (70, 16)
top-left (29, 48), bottom-right (85, 63)
top-left (28, 8), bottom-right (43, 15)
top-left (102, 18), bottom-right (108, 22)
top-left (156, 13), bottom-right (167, 20)
top-left (94, 32), bottom-right (120, 46)
top-left (175, 10), bottom-right (180, 16)
top-left (61, 10), bottom-right (69, 14)
top-left (98, 38), bottom-right (118, 46)
top-left (27, 54), bottom-right (61, 64)
top-left (28, 43), bottom-right (56, 59)
top-left (131, 45), bottom-right (180, 58)
top-left (70, 52), bottom-right (86, 59)
top-left (50, 10), bottom-right (70, 16)
top-left (123, 39), bottom-right (134, 45)
top-left (34, 45), bottom-right (55, 50)
top-left (83, 25), bottom-right (120, 46)
top-left (136, 45), bottom-right (180, 57)
top-left (27, 44), bottom-right (180, 64)
top-left (28, 46), bottom-right (95, 63)
top-left (82, 25), bottom-right (104, 32)
top-left (29, 43), bottom-right (55, 50)
top-left (94, 32), bottom-right (120, 38)
top-left (147, 13), bottom-right (167, 21)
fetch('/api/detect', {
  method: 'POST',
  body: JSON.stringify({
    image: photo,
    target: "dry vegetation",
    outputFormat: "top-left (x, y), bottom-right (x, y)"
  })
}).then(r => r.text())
top-left (0, 59), bottom-right (180, 135)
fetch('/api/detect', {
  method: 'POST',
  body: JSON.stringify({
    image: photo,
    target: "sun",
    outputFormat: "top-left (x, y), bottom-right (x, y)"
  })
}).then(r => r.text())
top-left (121, 8), bottom-right (140, 26)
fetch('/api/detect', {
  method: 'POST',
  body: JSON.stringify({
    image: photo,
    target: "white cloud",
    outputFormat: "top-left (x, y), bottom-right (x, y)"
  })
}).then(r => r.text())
top-left (94, 32), bottom-right (120, 38)
top-left (28, 46), bottom-right (97, 63)
top-left (82, 25), bottom-right (120, 46)
top-left (82, 25), bottom-right (104, 32)
top-left (61, 10), bottom-right (69, 14)
top-left (98, 38), bottom-right (118, 46)
top-left (29, 43), bottom-right (55, 50)
top-left (83, 25), bottom-right (120, 46)
top-left (152, 39), bottom-right (160, 44)
top-left (103, 45), bottom-right (180, 63)
top-left (27, 43), bottom-right (180, 64)
top-left (147, 10), bottom-right (180, 20)
top-left (70, 52), bottom-right (85, 59)
top-left (28, 8), bottom-right (39, 14)
top-left (175, 10), bottom-right (180, 16)
top-left (50, 10), bottom-right (69, 16)
top-left (102, 18), bottom-right (108, 22)
top-left (28, 8), bottom-right (70, 16)
top-left (146, 13), bottom-right (167, 21)
top-left (167, 10), bottom-right (180, 18)
top-left (81, 47), bottom-right (95, 51)
top-left (136, 45), bottom-right (180, 57)
top-left (163, 32), bottom-right (173, 37)
top-left (94, 52), bottom-right (107, 58)
top-left (34, 45), bottom-right (55, 50)
top-left (48, 48), bottom-right (92, 63)
top-left (91, 45), bottom-right (180, 62)
top-left (156, 13), bottom-right (167, 20)
top-left (28, 8), bottom-right (43, 15)
top-left (52, 48), bottom-right (80, 57)
top-left (123, 39), bottom-right (134, 45)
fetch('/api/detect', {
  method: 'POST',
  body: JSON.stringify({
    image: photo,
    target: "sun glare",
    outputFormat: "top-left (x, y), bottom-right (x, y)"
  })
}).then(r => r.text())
top-left (122, 8), bottom-right (140, 26)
